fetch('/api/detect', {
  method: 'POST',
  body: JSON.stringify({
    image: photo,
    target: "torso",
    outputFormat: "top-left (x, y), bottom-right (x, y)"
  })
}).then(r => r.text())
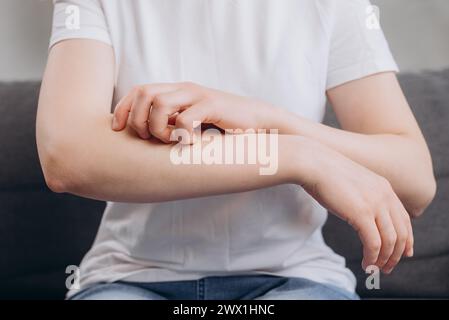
top-left (74, 0), bottom-right (356, 295)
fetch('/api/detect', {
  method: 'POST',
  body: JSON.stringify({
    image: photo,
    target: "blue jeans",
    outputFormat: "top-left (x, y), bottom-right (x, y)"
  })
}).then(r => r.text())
top-left (69, 275), bottom-right (359, 300)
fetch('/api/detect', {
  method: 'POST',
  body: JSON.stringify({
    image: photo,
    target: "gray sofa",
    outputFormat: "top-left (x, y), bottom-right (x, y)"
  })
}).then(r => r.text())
top-left (0, 70), bottom-right (448, 299)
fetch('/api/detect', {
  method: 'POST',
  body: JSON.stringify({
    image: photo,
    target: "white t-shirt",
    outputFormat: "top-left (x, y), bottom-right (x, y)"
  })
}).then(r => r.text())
top-left (50, 0), bottom-right (398, 297)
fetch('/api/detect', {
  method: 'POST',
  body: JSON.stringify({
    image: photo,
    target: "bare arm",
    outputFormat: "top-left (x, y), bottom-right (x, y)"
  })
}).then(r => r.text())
top-left (271, 73), bottom-right (436, 217)
top-left (38, 39), bottom-right (421, 273)
top-left (36, 39), bottom-right (314, 202)
top-left (37, 39), bottom-right (418, 273)
top-left (110, 72), bottom-right (435, 217)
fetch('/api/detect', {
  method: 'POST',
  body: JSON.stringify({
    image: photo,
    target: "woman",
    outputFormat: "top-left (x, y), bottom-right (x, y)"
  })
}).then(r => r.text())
top-left (37, 0), bottom-right (436, 300)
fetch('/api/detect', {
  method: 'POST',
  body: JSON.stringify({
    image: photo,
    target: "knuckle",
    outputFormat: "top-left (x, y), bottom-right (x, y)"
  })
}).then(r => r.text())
top-left (368, 240), bottom-right (382, 252)
top-left (181, 81), bottom-right (197, 89)
top-left (152, 95), bottom-right (166, 108)
top-left (397, 231), bottom-right (408, 243)
top-left (202, 96), bottom-right (216, 105)
top-left (385, 234), bottom-right (397, 247)
top-left (353, 200), bottom-right (372, 216)
top-left (131, 85), bottom-right (141, 92)
top-left (133, 85), bottom-right (145, 96)
top-left (378, 176), bottom-right (392, 189)
top-left (137, 86), bottom-right (154, 100)
top-left (353, 216), bottom-right (372, 233)
top-left (143, 89), bottom-right (154, 101)
top-left (405, 213), bottom-right (412, 224)
top-left (379, 178), bottom-right (394, 198)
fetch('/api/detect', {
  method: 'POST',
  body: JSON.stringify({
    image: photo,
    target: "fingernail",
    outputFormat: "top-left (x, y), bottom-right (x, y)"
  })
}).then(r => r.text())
top-left (112, 116), bottom-right (119, 130)
top-left (407, 248), bottom-right (414, 257)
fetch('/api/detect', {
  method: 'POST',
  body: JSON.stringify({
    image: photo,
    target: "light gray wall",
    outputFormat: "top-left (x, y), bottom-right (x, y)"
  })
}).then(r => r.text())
top-left (0, 0), bottom-right (448, 81)
top-left (372, 0), bottom-right (449, 73)
top-left (0, 0), bottom-right (52, 81)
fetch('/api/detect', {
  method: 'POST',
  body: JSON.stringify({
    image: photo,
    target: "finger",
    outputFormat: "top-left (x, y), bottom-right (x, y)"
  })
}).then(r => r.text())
top-left (374, 210), bottom-right (397, 269)
top-left (114, 83), bottom-right (184, 134)
top-left (128, 88), bottom-right (153, 139)
top-left (391, 194), bottom-right (414, 258)
top-left (382, 208), bottom-right (409, 274)
top-left (114, 83), bottom-right (185, 129)
top-left (404, 212), bottom-right (414, 257)
top-left (112, 88), bottom-right (137, 131)
top-left (174, 101), bottom-right (216, 144)
top-left (134, 84), bottom-right (188, 139)
top-left (149, 89), bottom-right (199, 143)
top-left (356, 218), bottom-right (382, 270)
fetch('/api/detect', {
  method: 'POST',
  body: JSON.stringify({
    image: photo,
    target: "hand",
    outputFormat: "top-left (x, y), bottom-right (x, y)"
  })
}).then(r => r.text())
top-left (302, 141), bottom-right (414, 274)
top-left (112, 82), bottom-right (280, 143)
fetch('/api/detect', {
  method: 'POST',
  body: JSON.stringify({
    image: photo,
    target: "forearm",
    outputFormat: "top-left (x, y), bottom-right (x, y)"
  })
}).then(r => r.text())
top-left (274, 109), bottom-right (435, 215)
top-left (39, 114), bottom-right (315, 203)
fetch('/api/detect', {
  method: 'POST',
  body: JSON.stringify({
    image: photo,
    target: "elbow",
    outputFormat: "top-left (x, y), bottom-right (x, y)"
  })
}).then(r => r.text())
top-left (41, 157), bottom-right (70, 194)
top-left (408, 174), bottom-right (437, 219)
top-left (37, 137), bottom-right (81, 194)
top-left (43, 172), bottom-right (66, 194)
top-left (404, 142), bottom-right (437, 218)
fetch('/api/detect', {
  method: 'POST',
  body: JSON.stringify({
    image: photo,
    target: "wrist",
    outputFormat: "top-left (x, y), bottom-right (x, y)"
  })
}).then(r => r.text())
top-left (255, 101), bottom-right (287, 131)
top-left (279, 135), bottom-right (323, 187)
top-left (265, 104), bottom-right (306, 135)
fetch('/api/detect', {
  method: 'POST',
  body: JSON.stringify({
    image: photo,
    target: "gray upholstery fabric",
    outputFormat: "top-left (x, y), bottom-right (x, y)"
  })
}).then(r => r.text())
top-left (0, 70), bottom-right (448, 299)
top-left (0, 82), bottom-right (104, 299)
top-left (0, 83), bottom-right (46, 188)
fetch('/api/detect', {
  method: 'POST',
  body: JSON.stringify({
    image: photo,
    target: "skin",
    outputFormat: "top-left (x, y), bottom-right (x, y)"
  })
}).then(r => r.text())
top-left (37, 39), bottom-right (436, 275)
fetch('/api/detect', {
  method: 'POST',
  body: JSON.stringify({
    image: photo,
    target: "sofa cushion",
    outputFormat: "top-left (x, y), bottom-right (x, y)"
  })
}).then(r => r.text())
top-left (0, 82), bottom-right (45, 188)
top-left (0, 82), bottom-right (104, 299)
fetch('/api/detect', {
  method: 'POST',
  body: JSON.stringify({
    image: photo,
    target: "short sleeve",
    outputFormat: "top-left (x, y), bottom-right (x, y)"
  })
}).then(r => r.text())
top-left (326, 0), bottom-right (399, 90)
top-left (50, 0), bottom-right (111, 48)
